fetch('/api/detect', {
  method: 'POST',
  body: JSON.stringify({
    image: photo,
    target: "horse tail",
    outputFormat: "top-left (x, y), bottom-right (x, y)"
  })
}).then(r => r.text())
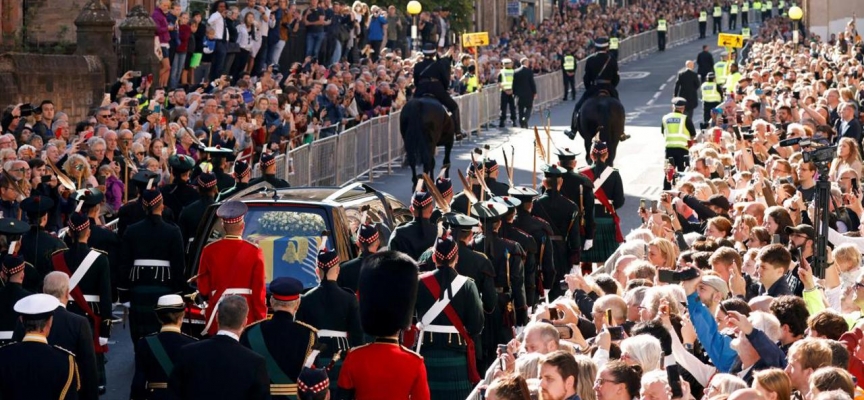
top-left (401, 99), bottom-right (433, 171)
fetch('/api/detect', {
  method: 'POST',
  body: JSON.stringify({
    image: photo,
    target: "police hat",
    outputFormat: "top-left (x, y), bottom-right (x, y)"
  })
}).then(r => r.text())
top-left (502, 58), bottom-right (513, 65)
top-left (471, 201), bottom-right (508, 222)
top-left (197, 172), bottom-right (218, 189)
top-left (358, 252), bottom-right (419, 337)
top-left (298, 367), bottom-right (330, 395)
top-left (706, 72), bottom-right (716, 80)
top-left (357, 223), bottom-right (380, 245)
top-left (440, 212), bottom-right (480, 231)
top-left (21, 196), bottom-right (54, 218)
top-left (0, 218), bottom-right (29, 236)
top-left (672, 97), bottom-right (688, 108)
top-left (317, 248), bottom-right (340, 271)
top-left (435, 177), bottom-right (453, 197)
top-left (141, 188), bottom-right (163, 208)
top-left (14, 293), bottom-right (60, 321)
top-left (421, 43), bottom-right (437, 55)
top-left (2, 254), bottom-right (25, 275)
top-left (154, 294), bottom-right (185, 312)
top-left (508, 186), bottom-right (539, 202)
top-left (490, 196), bottom-right (522, 210)
top-left (132, 170), bottom-right (159, 190)
top-left (67, 212), bottom-right (90, 233)
top-left (259, 152), bottom-right (277, 168)
top-left (412, 191), bottom-right (434, 209)
top-left (216, 200), bottom-right (248, 224)
top-left (433, 231), bottom-right (458, 264)
top-left (169, 154), bottom-right (196, 173)
top-left (555, 148), bottom-right (580, 161)
top-left (270, 277), bottom-right (303, 302)
top-left (541, 164), bottom-right (566, 178)
top-left (233, 161), bottom-right (251, 179)
top-left (594, 37), bottom-right (610, 49)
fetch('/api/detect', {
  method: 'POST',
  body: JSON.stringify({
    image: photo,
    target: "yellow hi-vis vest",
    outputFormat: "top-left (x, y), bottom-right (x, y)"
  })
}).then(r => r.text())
top-left (466, 75), bottom-right (479, 93)
top-left (742, 27), bottom-right (751, 39)
top-left (658, 19), bottom-right (667, 31)
top-left (778, 0), bottom-right (784, 9)
top-left (701, 82), bottom-right (722, 102)
top-left (662, 112), bottom-right (691, 149)
top-left (713, 6), bottom-right (722, 16)
top-left (725, 72), bottom-right (742, 93)
top-left (714, 61), bottom-right (728, 84)
top-left (766, 1), bottom-right (773, 9)
top-left (563, 55), bottom-right (575, 71)
top-left (753, 1), bottom-right (762, 10)
top-left (500, 69), bottom-right (514, 90)
top-left (731, 4), bottom-right (739, 14)
top-left (699, 11), bottom-right (707, 21)
top-left (742, 2), bottom-right (749, 11)
top-left (610, 38), bottom-right (619, 49)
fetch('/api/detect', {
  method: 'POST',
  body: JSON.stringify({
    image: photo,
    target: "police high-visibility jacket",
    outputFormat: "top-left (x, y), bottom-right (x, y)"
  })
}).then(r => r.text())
top-left (731, 4), bottom-right (739, 13)
top-left (610, 38), bottom-right (619, 50)
top-left (725, 72), bottom-right (742, 93)
top-left (658, 19), bottom-right (667, 31)
top-left (713, 61), bottom-right (728, 84)
top-left (500, 69), bottom-right (514, 90)
top-left (701, 82), bottom-right (722, 102)
top-left (563, 55), bottom-right (575, 71)
top-left (753, 1), bottom-right (762, 11)
top-left (713, 6), bottom-right (722, 16)
top-left (742, 2), bottom-right (749, 11)
top-left (662, 112), bottom-right (691, 149)
top-left (766, 1), bottom-right (773, 9)
top-left (466, 75), bottom-right (479, 93)
top-left (699, 11), bottom-right (707, 21)
top-left (742, 27), bottom-right (751, 39)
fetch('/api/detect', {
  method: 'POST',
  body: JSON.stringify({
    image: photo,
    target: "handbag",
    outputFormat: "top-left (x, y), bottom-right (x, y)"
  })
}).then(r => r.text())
top-left (154, 36), bottom-right (164, 61)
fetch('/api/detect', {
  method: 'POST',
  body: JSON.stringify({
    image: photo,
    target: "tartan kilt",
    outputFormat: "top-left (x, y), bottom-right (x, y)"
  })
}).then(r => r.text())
top-left (581, 217), bottom-right (621, 263)
top-left (420, 347), bottom-right (473, 400)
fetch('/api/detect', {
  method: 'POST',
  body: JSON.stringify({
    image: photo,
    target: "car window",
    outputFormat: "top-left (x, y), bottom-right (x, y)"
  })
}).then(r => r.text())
top-left (204, 205), bottom-right (333, 289)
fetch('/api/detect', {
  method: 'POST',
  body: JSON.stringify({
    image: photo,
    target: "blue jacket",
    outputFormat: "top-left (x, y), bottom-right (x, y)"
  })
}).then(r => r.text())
top-left (688, 291), bottom-right (737, 372)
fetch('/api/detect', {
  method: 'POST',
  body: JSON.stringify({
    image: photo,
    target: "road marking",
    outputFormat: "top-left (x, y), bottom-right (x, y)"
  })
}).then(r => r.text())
top-left (620, 71), bottom-right (652, 80)
top-left (653, 92), bottom-right (661, 99)
top-left (647, 99), bottom-right (655, 106)
top-left (666, 76), bottom-right (675, 83)
top-left (659, 84), bottom-right (666, 91)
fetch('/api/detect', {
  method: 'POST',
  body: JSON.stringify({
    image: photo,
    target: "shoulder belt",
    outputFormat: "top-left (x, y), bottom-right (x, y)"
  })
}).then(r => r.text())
top-left (247, 323), bottom-right (295, 385)
top-left (68, 250), bottom-right (103, 292)
top-left (146, 335), bottom-right (175, 377)
top-left (52, 251), bottom-right (106, 353)
top-left (580, 168), bottom-right (624, 243)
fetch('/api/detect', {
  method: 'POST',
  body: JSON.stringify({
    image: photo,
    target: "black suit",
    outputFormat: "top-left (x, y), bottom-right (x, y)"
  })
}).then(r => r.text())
top-left (674, 69), bottom-right (701, 120)
top-left (835, 118), bottom-right (863, 145)
top-left (169, 334), bottom-right (270, 400)
top-left (513, 66), bottom-right (537, 128)
top-left (696, 50), bottom-right (715, 82)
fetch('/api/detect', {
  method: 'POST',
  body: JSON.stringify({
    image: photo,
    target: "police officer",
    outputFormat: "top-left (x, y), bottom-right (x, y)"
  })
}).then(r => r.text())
top-left (713, 58), bottom-right (728, 91)
top-left (701, 72), bottom-right (723, 124)
top-left (760, 0), bottom-right (768, 22)
top-left (248, 153), bottom-right (290, 189)
top-left (19, 195), bottom-right (66, 293)
top-left (471, 201), bottom-right (525, 363)
top-left (0, 294), bottom-right (81, 399)
top-left (197, 201), bottom-right (267, 337)
top-left (119, 188), bottom-right (187, 346)
top-left (67, 190), bottom-right (121, 303)
top-left (498, 59), bottom-right (517, 128)
top-left (713, 2), bottom-right (723, 34)
top-left (388, 190), bottom-right (438, 260)
top-left (177, 172), bottom-right (218, 246)
top-left (609, 36), bottom-right (620, 60)
top-left (464, 65), bottom-right (479, 94)
top-left (118, 171), bottom-right (176, 237)
top-left (241, 278), bottom-right (319, 399)
top-left (661, 98), bottom-right (695, 190)
top-left (0, 254), bottom-right (30, 345)
top-left (218, 160), bottom-right (253, 201)
top-left (573, 38), bottom-right (620, 122)
top-left (413, 42), bottom-right (464, 138)
top-left (725, 63), bottom-right (743, 95)
top-left (579, 141), bottom-right (626, 267)
top-left (415, 230), bottom-right (484, 399)
top-left (742, 0), bottom-right (750, 25)
top-left (532, 165), bottom-right (581, 300)
top-left (742, 25), bottom-right (751, 41)
top-left (699, 8), bottom-right (708, 38)
top-left (130, 295), bottom-right (198, 399)
top-left (483, 159), bottom-right (510, 196)
top-left (729, 1), bottom-right (739, 30)
top-left (338, 222), bottom-right (381, 293)
top-left (753, 0), bottom-right (762, 22)
top-left (765, 0), bottom-right (773, 19)
top-left (562, 49), bottom-right (577, 101)
top-left (657, 14), bottom-right (668, 51)
top-left (296, 247), bottom-right (363, 391)
top-left (161, 154), bottom-right (199, 219)
top-left (508, 186), bottom-right (555, 307)
top-left (52, 212), bottom-right (112, 392)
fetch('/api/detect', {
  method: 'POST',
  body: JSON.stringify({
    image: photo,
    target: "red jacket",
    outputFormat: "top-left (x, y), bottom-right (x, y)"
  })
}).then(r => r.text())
top-left (197, 235), bottom-right (267, 336)
top-left (338, 342), bottom-right (430, 400)
top-left (840, 328), bottom-right (864, 388)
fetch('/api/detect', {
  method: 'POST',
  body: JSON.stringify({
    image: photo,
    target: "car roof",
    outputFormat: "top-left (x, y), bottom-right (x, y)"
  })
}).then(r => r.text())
top-left (232, 182), bottom-right (387, 205)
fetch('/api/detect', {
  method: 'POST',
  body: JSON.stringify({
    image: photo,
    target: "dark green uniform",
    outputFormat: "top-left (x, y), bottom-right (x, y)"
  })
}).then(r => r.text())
top-left (295, 280), bottom-right (363, 391)
top-left (580, 161), bottom-right (625, 262)
top-left (512, 212), bottom-right (556, 306)
top-left (532, 190), bottom-right (581, 299)
top-left (500, 222), bottom-right (538, 312)
top-left (131, 328), bottom-right (198, 400)
top-left (161, 178), bottom-right (199, 219)
top-left (336, 254), bottom-right (367, 293)
top-left (484, 177), bottom-right (510, 197)
top-left (388, 219), bottom-right (438, 261)
top-left (561, 167), bottom-right (595, 244)
top-left (449, 185), bottom-right (485, 216)
top-left (240, 311), bottom-right (318, 399)
top-left (20, 226), bottom-right (66, 292)
top-left (117, 199), bottom-right (176, 237)
top-left (216, 181), bottom-right (250, 202)
top-left (65, 221), bottom-right (122, 303)
top-left (249, 174), bottom-right (290, 189)
top-left (0, 339), bottom-right (80, 399)
top-left (177, 196), bottom-right (216, 246)
top-left (0, 282), bottom-right (30, 345)
top-left (415, 266), bottom-right (484, 400)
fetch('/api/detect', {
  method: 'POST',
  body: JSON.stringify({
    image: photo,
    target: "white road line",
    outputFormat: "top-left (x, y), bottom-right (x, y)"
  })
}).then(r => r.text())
top-left (652, 92), bottom-right (661, 99)
top-left (647, 99), bottom-right (655, 106)
top-left (659, 84), bottom-right (667, 91)
top-left (666, 76), bottom-right (675, 83)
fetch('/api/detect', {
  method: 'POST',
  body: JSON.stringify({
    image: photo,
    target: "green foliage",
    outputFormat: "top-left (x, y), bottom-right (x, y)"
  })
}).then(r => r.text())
top-left (369, 0), bottom-right (474, 34)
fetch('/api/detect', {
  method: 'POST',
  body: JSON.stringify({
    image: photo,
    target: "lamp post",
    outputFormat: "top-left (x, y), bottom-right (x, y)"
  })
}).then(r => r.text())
top-left (789, 6), bottom-right (803, 44)
top-left (407, 1), bottom-right (422, 55)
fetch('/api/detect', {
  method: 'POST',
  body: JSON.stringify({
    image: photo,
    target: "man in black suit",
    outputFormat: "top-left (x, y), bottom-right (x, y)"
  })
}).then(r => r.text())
top-left (674, 60), bottom-right (701, 121)
top-left (513, 57), bottom-right (538, 129)
top-left (696, 45), bottom-right (715, 82)
top-left (169, 295), bottom-right (269, 400)
top-left (835, 102), bottom-right (863, 145)
top-left (13, 271), bottom-right (98, 400)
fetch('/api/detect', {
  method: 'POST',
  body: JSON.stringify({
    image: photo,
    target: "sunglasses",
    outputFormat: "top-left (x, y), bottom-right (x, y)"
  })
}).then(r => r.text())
top-left (136, 152), bottom-right (146, 156)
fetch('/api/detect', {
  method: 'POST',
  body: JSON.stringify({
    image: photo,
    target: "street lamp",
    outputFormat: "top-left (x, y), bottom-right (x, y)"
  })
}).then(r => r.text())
top-left (789, 6), bottom-right (803, 43)
top-left (407, 1), bottom-right (422, 55)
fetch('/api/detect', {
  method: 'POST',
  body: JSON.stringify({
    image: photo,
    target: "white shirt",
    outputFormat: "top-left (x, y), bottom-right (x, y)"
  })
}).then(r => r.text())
top-left (208, 12), bottom-right (227, 41)
top-left (216, 330), bottom-right (240, 341)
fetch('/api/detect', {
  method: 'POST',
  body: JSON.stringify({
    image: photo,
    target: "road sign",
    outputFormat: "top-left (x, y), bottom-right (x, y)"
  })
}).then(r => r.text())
top-left (506, 1), bottom-right (521, 16)
top-left (717, 33), bottom-right (744, 48)
top-left (462, 32), bottom-right (490, 48)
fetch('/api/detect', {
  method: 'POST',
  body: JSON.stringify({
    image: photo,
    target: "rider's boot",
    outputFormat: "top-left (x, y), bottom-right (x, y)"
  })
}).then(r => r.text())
top-left (451, 113), bottom-right (465, 141)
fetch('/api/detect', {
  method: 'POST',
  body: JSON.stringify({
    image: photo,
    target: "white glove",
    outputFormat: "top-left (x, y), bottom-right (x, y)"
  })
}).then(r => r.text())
top-left (99, 337), bottom-right (109, 346)
top-left (583, 239), bottom-right (594, 251)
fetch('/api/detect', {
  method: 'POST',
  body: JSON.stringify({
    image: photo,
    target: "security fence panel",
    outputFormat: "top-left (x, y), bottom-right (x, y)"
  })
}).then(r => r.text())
top-left (336, 126), bottom-right (359, 185)
top-left (309, 135), bottom-right (339, 186)
top-left (286, 144), bottom-right (311, 187)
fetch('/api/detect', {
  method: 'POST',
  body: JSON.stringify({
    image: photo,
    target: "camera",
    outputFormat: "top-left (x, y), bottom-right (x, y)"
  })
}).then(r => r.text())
top-left (802, 146), bottom-right (837, 164)
top-left (657, 268), bottom-right (700, 283)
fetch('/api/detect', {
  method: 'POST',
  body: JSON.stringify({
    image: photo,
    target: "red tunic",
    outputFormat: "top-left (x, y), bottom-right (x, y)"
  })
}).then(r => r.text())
top-left (338, 342), bottom-right (430, 400)
top-left (197, 235), bottom-right (267, 336)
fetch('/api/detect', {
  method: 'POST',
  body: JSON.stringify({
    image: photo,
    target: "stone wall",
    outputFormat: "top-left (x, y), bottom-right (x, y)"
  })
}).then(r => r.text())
top-left (805, 0), bottom-right (864, 41)
top-left (0, 53), bottom-right (105, 121)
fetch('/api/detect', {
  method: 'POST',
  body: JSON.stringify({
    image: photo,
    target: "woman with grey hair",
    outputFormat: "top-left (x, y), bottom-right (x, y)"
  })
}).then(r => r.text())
top-left (620, 334), bottom-right (663, 372)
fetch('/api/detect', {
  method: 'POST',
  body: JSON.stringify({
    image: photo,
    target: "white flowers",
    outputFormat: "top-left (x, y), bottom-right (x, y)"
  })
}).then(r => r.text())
top-left (258, 211), bottom-right (326, 236)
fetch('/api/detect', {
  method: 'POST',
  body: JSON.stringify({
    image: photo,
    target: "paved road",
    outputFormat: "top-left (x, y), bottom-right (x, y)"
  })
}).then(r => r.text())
top-left (102, 33), bottom-right (731, 399)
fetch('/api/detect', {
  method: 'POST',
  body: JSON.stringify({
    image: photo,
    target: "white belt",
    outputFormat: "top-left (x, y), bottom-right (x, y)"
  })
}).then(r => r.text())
top-left (72, 294), bottom-right (101, 303)
top-left (0, 331), bottom-right (11, 340)
top-left (318, 330), bottom-right (348, 338)
top-left (134, 259), bottom-right (171, 267)
top-left (202, 288), bottom-right (254, 335)
top-left (422, 325), bottom-right (459, 334)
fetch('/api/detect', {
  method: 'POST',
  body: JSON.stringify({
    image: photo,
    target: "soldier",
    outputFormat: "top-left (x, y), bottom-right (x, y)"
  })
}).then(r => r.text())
top-left (248, 153), bottom-right (290, 188)
top-left (571, 38), bottom-right (620, 126)
top-left (337, 222), bottom-right (380, 293)
top-left (430, 174), bottom-right (454, 224)
top-left (177, 172), bottom-right (219, 246)
top-left (119, 188), bottom-right (187, 346)
top-left (19, 195), bottom-right (66, 292)
top-left (67, 190), bottom-right (121, 303)
top-left (197, 201), bottom-right (267, 336)
top-left (483, 159), bottom-right (511, 196)
top-left (161, 154), bottom-right (199, 219)
top-left (296, 247), bottom-right (364, 391)
top-left (498, 59), bottom-right (517, 128)
top-left (471, 201), bottom-right (526, 362)
top-left (52, 212), bottom-right (112, 392)
top-left (118, 171), bottom-right (176, 237)
top-left (336, 251), bottom-right (429, 399)
top-left (297, 367), bottom-right (330, 400)
top-left (415, 230), bottom-right (484, 399)
top-left (0, 294), bottom-right (81, 399)
top-left (508, 186), bottom-right (556, 307)
top-left (388, 190), bottom-right (438, 261)
top-left (217, 160), bottom-right (252, 201)
top-left (449, 163), bottom-right (486, 215)
top-left (661, 98), bottom-right (695, 190)
top-left (580, 140), bottom-right (626, 269)
top-left (413, 42), bottom-right (464, 138)
top-left (0, 255), bottom-right (31, 345)
top-left (556, 148), bottom-right (595, 250)
top-left (130, 295), bottom-right (198, 399)
top-left (532, 165), bottom-right (581, 299)
top-left (241, 278), bottom-right (319, 399)
top-left (494, 196), bottom-right (538, 312)
top-left (198, 146), bottom-right (236, 191)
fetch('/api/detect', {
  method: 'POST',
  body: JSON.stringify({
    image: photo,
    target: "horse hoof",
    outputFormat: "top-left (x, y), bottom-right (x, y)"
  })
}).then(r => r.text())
top-left (564, 130), bottom-right (576, 140)
top-left (620, 133), bottom-right (631, 142)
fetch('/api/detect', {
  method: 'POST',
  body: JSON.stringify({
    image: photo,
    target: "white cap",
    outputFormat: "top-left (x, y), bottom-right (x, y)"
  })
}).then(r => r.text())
top-left (14, 294), bottom-right (60, 319)
top-left (502, 58), bottom-right (513, 64)
top-left (155, 294), bottom-right (185, 311)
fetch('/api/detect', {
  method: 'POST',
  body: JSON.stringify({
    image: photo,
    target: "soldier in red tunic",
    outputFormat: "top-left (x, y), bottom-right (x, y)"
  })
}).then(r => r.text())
top-left (197, 200), bottom-right (267, 336)
top-left (336, 251), bottom-right (430, 400)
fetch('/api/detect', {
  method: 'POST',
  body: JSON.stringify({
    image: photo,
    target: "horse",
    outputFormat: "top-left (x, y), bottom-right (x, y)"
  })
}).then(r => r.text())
top-left (571, 93), bottom-right (626, 166)
top-left (400, 96), bottom-right (455, 189)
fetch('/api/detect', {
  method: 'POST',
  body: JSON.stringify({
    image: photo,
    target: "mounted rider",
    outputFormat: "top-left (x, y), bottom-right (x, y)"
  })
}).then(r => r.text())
top-left (570, 37), bottom-right (621, 139)
top-left (413, 42), bottom-right (465, 140)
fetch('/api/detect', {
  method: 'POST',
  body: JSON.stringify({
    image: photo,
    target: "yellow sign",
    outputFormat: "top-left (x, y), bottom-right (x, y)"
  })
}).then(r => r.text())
top-left (717, 33), bottom-right (744, 48)
top-left (462, 32), bottom-right (490, 48)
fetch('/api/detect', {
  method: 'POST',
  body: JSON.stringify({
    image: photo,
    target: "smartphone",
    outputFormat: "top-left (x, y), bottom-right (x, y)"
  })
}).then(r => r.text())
top-left (640, 199), bottom-right (647, 209)
top-left (554, 325), bottom-right (574, 340)
top-left (658, 269), bottom-right (678, 283)
top-left (652, 200), bottom-right (660, 213)
top-left (497, 344), bottom-right (508, 355)
top-left (608, 326), bottom-right (625, 341)
top-left (605, 309), bottom-right (613, 325)
top-left (547, 307), bottom-right (561, 320)
top-left (558, 280), bottom-right (568, 292)
top-left (132, 71), bottom-right (142, 78)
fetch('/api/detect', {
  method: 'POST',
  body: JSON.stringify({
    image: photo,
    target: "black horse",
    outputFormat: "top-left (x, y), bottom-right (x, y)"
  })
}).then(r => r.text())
top-left (571, 93), bottom-right (626, 166)
top-left (400, 96), bottom-right (455, 188)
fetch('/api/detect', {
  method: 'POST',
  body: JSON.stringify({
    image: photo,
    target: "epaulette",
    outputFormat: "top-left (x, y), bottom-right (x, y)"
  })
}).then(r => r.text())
top-left (419, 271), bottom-right (435, 279)
top-left (0, 341), bottom-right (17, 350)
top-left (245, 318), bottom-right (267, 329)
top-left (471, 250), bottom-right (490, 260)
top-left (53, 345), bottom-right (76, 357)
top-left (296, 320), bottom-right (318, 333)
top-left (511, 227), bottom-right (531, 239)
top-left (50, 248), bottom-right (67, 257)
top-left (347, 343), bottom-right (371, 353)
top-left (400, 345), bottom-right (424, 359)
top-left (92, 249), bottom-right (108, 255)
